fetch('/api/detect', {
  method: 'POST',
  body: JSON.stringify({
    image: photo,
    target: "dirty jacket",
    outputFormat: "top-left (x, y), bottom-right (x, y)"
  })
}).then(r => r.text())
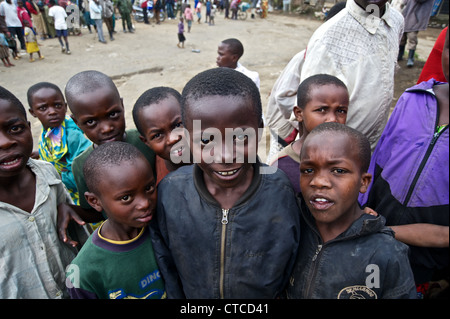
top-left (150, 163), bottom-right (300, 298)
top-left (286, 199), bottom-right (417, 299)
top-left (359, 79), bottom-right (449, 284)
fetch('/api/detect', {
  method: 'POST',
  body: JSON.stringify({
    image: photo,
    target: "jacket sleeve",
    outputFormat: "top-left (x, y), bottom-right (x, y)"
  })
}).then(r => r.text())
top-left (149, 193), bottom-right (186, 299)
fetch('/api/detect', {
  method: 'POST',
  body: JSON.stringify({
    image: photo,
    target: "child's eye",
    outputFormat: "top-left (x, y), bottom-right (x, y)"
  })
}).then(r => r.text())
top-left (174, 121), bottom-right (183, 128)
top-left (234, 134), bottom-right (248, 142)
top-left (38, 106), bottom-right (47, 112)
top-left (109, 111), bottom-right (120, 119)
top-left (201, 135), bottom-right (215, 145)
top-left (151, 132), bottom-right (162, 140)
top-left (332, 168), bottom-right (347, 174)
top-left (145, 184), bottom-right (155, 193)
top-left (315, 107), bottom-right (327, 113)
top-left (9, 125), bottom-right (25, 134)
top-left (121, 195), bottom-right (131, 202)
top-left (301, 168), bottom-right (314, 174)
top-left (337, 108), bottom-right (347, 114)
top-left (85, 119), bottom-right (96, 127)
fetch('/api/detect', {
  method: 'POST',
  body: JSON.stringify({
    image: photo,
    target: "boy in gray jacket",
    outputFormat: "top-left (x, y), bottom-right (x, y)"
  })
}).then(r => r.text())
top-left (150, 68), bottom-right (300, 298)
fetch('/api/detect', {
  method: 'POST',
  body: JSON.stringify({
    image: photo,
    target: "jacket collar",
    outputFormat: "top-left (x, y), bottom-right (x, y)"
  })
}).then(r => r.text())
top-left (347, 0), bottom-right (395, 35)
top-left (300, 196), bottom-right (392, 243)
top-left (192, 160), bottom-right (263, 209)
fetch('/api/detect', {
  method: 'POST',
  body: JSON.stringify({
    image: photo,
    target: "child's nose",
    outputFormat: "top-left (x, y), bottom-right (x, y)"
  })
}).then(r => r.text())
top-left (310, 172), bottom-right (331, 188)
top-left (0, 131), bottom-right (16, 149)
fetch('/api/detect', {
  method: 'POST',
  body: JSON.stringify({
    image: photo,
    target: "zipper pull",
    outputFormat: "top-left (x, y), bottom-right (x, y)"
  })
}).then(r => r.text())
top-left (222, 209), bottom-right (229, 225)
top-left (431, 131), bottom-right (440, 145)
top-left (312, 244), bottom-right (322, 262)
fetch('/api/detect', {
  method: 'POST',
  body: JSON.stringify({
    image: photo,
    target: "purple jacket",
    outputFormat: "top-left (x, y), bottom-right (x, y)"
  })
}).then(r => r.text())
top-left (359, 79), bottom-right (448, 284)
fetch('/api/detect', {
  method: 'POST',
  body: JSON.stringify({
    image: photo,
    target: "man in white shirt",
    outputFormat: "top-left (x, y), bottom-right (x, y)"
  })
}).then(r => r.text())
top-left (48, 0), bottom-right (71, 54)
top-left (216, 38), bottom-right (260, 90)
top-left (300, 0), bottom-right (404, 151)
top-left (0, 0), bottom-right (25, 50)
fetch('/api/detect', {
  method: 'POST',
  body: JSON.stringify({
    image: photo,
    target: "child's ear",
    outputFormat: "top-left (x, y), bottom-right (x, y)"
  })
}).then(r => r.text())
top-left (139, 134), bottom-right (149, 145)
top-left (84, 192), bottom-right (104, 213)
top-left (70, 114), bottom-right (78, 126)
top-left (359, 172), bottom-right (372, 194)
top-left (28, 108), bottom-right (37, 118)
top-left (293, 106), bottom-right (303, 123)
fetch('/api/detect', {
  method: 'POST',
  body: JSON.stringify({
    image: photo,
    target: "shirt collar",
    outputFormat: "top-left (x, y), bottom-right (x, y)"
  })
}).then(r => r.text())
top-left (347, 0), bottom-right (394, 34)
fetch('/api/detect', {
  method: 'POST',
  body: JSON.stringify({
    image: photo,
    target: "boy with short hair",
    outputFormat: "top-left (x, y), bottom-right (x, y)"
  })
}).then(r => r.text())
top-left (216, 38), bottom-right (260, 90)
top-left (27, 82), bottom-right (92, 205)
top-left (270, 74), bottom-right (349, 194)
top-left (66, 142), bottom-right (165, 299)
top-left (0, 86), bottom-right (84, 298)
top-left (58, 70), bottom-right (156, 244)
top-left (286, 122), bottom-right (416, 299)
top-left (150, 68), bottom-right (300, 298)
top-left (132, 86), bottom-right (189, 185)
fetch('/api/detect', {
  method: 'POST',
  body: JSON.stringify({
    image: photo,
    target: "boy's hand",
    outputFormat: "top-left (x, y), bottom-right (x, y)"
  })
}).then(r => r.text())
top-left (363, 206), bottom-right (378, 217)
top-left (57, 203), bottom-right (86, 247)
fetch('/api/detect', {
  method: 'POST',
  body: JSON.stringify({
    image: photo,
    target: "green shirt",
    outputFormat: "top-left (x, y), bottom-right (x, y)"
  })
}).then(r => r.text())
top-left (66, 225), bottom-right (166, 299)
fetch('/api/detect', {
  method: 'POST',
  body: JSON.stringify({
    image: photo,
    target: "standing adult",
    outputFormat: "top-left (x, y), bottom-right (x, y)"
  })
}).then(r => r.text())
top-left (25, 0), bottom-right (48, 40)
top-left (116, 0), bottom-right (133, 32)
top-left (398, 0), bottom-right (434, 67)
top-left (89, 0), bottom-right (106, 43)
top-left (100, 0), bottom-right (114, 40)
top-left (0, 0), bottom-right (26, 50)
top-left (300, 0), bottom-right (404, 151)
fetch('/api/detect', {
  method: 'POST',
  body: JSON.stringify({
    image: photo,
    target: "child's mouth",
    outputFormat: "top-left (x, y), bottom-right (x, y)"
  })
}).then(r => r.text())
top-left (0, 156), bottom-right (23, 170)
top-left (310, 197), bottom-right (334, 210)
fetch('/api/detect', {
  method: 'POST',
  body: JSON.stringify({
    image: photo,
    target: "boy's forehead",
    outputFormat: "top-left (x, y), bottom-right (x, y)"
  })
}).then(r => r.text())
top-left (0, 99), bottom-right (27, 121)
top-left (302, 132), bottom-right (359, 161)
top-left (184, 95), bottom-right (256, 123)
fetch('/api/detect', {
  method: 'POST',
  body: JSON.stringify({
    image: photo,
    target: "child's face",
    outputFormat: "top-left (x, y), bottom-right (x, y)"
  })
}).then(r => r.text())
top-left (216, 43), bottom-right (238, 68)
top-left (70, 88), bottom-right (126, 146)
top-left (185, 95), bottom-right (260, 189)
top-left (0, 99), bottom-right (33, 178)
top-left (86, 157), bottom-right (157, 229)
top-left (29, 87), bottom-right (67, 130)
top-left (138, 96), bottom-right (186, 163)
top-left (299, 133), bottom-right (371, 229)
top-left (294, 84), bottom-right (348, 136)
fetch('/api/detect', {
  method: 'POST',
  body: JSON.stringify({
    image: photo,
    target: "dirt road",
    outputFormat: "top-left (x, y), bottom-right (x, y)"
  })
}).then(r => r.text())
top-left (0, 9), bottom-right (441, 161)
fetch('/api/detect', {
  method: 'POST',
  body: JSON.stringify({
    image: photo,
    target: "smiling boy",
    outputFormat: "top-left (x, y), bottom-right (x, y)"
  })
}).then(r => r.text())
top-left (286, 122), bottom-right (416, 299)
top-left (150, 68), bottom-right (300, 298)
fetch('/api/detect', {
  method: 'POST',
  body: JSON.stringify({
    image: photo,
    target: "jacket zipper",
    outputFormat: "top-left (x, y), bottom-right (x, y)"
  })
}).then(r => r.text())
top-left (219, 208), bottom-right (229, 299)
top-left (403, 123), bottom-right (448, 206)
top-left (304, 244), bottom-right (322, 298)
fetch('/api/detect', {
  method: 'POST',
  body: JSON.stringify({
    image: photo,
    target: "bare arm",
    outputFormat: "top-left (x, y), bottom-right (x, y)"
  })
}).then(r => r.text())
top-left (390, 224), bottom-right (449, 248)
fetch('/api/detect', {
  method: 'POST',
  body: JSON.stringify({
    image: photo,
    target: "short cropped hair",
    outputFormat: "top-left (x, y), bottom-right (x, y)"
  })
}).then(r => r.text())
top-left (132, 87), bottom-right (181, 136)
top-left (303, 122), bottom-right (371, 173)
top-left (83, 141), bottom-right (145, 195)
top-left (27, 82), bottom-right (64, 108)
top-left (65, 70), bottom-right (120, 114)
top-left (181, 67), bottom-right (262, 125)
top-left (297, 74), bottom-right (347, 109)
top-left (221, 38), bottom-right (244, 58)
top-left (0, 86), bottom-right (27, 119)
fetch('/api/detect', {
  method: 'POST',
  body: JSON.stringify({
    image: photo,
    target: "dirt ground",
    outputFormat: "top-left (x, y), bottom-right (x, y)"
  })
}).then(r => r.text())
top-left (0, 8), bottom-right (443, 161)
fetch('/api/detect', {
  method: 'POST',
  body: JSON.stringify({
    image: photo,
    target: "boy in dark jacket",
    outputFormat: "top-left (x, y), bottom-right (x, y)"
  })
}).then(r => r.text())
top-left (150, 68), bottom-right (300, 298)
top-left (287, 122), bottom-right (416, 299)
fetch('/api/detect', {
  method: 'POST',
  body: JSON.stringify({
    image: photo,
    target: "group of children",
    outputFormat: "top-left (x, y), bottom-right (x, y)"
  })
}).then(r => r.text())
top-left (0, 26), bottom-right (448, 299)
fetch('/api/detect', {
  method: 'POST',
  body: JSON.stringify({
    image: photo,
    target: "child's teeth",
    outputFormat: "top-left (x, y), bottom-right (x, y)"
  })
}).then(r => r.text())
top-left (218, 169), bottom-right (238, 176)
top-left (315, 198), bottom-right (327, 202)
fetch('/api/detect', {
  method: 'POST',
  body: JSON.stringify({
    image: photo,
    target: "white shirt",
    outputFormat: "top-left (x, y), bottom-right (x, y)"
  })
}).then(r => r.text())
top-left (89, 0), bottom-right (102, 20)
top-left (0, 1), bottom-right (22, 27)
top-left (300, 0), bottom-right (404, 150)
top-left (235, 62), bottom-right (260, 91)
top-left (0, 159), bottom-right (79, 298)
top-left (48, 5), bottom-right (68, 30)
